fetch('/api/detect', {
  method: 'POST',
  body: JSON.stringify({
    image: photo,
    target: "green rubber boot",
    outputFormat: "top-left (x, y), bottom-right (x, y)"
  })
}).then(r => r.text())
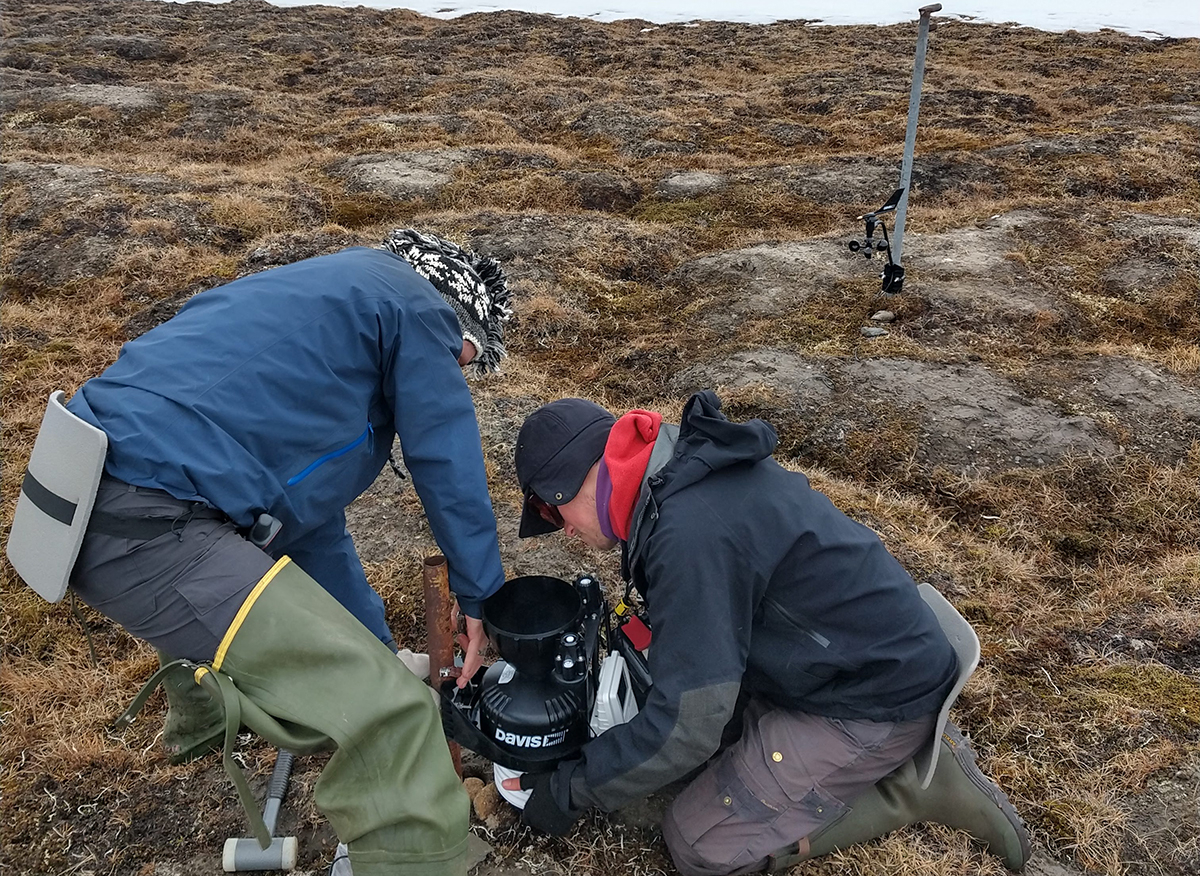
top-left (156, 648), bottom-right (225, 764)
top-left (773, 723), bottom-right (1032, 872)
top-left (206, 557), bottom-right (469, 876)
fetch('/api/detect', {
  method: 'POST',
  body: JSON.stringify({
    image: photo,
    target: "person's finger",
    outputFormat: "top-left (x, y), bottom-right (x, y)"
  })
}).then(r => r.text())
top-left (457, 615), bottom-right (488, 688)
top-left (501, 777), bottom-right (522, 791)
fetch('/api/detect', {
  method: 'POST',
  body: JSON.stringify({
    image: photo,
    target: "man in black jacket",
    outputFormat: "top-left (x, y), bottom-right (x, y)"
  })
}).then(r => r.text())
top-left (506, 391), bottom-right (1031, 875)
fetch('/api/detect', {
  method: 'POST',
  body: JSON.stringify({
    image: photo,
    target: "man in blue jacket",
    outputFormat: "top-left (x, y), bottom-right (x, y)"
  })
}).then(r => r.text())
top-left (506, 391), bottom-right (1032, 874)
top-left (65, 230), bottom-right (510, 876)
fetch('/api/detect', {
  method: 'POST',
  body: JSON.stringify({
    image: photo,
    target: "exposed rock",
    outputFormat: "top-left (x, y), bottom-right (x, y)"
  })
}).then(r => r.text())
top-left (167, 89), bottom-right (258, 140)
top-left (777, 156), bottom-right (895, 208)
top-left (331, 150), bottom-right (471, 199)
top-left (471, 782), bottom-right (503, 821)
top-left (671, 238), bottom-right (858, 329)
top-left (1102, 256), bottom-right (1177, 301)
top-left (467, 212), bottom-right (684, 288)
top-left (674, 348), bottom-right (837, 400)
top-left (566, 103), bottom-right (662, 150)
top-left (85, 35), bottom-right (183, 62)
top-left (1026, 356), bottom-right (1200, 461)
top-left (368, 113), bottom-right (476, 135)
top-left (768, 122), bottom-right (826, 146)
top-left (466, 832), bottom-right (493, 871)
top-left (1112, 214), bottom-right (1200, 249)
top-left (903, 211), bottom-right (1072, 320)
top-left (656, 170), bottom-right (727, 200)
top-left (682, 351), bottom-right (1124, 473)
top-left (841, 358), bottom-right (1117, 471)
top-left (243, 230), bottom-right (367, 273)
top-left (54, 83), bottom-right (158, 109)
top-left (463, 776), bottom-right (485, 803)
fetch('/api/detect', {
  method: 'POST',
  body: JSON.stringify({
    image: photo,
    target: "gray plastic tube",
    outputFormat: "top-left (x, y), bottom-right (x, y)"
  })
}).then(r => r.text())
top-left (222, 750), bottom-right (298, 871)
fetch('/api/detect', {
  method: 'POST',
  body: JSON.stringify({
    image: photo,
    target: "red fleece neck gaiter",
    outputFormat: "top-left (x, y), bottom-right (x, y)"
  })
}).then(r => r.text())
top-left (603, 409), bottom-right (663, 541)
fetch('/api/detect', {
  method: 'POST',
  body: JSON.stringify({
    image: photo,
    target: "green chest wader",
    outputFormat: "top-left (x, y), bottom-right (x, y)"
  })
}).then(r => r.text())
top-left (119, 557), bottom-right (471, 876)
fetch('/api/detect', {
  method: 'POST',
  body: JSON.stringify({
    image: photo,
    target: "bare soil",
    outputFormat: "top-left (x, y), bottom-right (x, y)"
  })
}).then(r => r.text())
top-left (2, 3), bottom-right (1198, 876)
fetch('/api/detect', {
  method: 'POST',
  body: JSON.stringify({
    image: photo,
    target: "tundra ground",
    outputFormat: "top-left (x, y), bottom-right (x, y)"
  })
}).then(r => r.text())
top-left (2, 3), bottom-right (1198, 875)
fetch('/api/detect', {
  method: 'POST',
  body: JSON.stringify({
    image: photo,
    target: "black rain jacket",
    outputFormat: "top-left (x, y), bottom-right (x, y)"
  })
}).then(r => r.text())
top-left (558, 390), bottom-right (958, 812)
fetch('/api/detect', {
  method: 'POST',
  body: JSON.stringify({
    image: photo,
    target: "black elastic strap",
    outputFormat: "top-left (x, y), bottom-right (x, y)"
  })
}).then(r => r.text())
top-left (21, 469), bottom-right (76, 525)
top-left (88, 507), bottom-right (228, 541)
top-left (439, 679), bottom-right (570, 773)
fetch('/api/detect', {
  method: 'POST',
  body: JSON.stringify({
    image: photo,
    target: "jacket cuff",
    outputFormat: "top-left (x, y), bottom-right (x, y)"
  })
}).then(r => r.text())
top-left (554, 758), bottom-right (585, 812)
top-left (454, 595), bottom-right (482, 618)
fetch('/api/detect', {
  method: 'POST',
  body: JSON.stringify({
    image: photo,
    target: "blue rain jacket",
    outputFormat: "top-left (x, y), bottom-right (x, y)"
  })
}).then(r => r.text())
top-left (68, 247), bottom-right (505, 643)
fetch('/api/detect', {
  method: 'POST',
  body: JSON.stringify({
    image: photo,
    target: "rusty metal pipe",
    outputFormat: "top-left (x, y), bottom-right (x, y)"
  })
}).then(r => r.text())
top-left (422, 554), bottom-right (462, 777)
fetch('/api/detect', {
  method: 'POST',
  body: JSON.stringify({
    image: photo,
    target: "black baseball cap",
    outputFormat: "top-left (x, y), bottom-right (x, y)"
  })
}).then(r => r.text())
top-left (516, 398), bottom-right (616, 537)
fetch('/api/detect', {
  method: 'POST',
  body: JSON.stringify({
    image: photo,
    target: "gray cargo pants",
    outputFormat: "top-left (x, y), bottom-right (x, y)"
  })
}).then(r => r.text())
top-left (662, 699), bottom-right (935, 876)
top-left (70, 476), bottom-right (274, 661)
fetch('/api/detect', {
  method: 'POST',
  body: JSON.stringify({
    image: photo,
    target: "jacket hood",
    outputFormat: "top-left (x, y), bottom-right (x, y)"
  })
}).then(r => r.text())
top-left (659, 390), bottom-right (777, 498)
top-left (621, 389), bottom-right (779, 580)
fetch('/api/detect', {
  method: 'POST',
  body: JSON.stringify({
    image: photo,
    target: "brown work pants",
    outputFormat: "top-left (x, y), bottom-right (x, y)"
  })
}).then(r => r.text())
top-left (662, 700), bottom-right (935, 876)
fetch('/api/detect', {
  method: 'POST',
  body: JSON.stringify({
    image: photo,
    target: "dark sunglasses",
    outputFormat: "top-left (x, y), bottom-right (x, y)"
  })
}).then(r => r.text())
top-left (529, 493), bottom-right (564, 528)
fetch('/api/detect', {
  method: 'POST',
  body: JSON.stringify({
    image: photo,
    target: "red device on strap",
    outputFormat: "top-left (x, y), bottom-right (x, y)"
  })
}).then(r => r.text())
top-left (621, 614), bottom-right (652, 651)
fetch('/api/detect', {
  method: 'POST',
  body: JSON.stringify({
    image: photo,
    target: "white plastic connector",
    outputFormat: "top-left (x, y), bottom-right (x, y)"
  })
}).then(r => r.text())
top-left (221, 836), bottom-right (298, 872)
top-left (589, 652), bottom-right (639, 736)
top-left (280, 837), bottom-right (298, 870)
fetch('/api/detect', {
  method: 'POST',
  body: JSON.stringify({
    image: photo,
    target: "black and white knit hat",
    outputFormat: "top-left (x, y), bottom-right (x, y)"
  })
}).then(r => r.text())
top-left (382, 228), bottom-right (512, 375)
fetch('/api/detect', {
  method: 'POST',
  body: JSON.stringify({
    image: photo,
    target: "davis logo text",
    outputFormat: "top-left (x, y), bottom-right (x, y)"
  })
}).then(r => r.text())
top-left (494, 729), bottom-right (568, 748)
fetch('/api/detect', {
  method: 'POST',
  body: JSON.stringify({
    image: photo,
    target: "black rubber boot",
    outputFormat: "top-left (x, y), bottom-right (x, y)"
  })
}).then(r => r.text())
top-left (156, 648), bottom-right (224, 764)
top-left (776, 723), bottom-right (1032, 872)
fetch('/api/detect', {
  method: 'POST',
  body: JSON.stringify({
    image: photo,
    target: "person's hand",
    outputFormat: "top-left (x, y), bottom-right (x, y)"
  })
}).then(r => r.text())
top-left (454, 603), bottom-right (488, 688)
top-left (501, 772), bottom-right (581, 836)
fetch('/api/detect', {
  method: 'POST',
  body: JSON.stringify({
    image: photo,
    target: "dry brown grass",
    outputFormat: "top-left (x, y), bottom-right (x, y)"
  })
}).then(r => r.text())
top-left (3, 3), bottom-right (1199, 875)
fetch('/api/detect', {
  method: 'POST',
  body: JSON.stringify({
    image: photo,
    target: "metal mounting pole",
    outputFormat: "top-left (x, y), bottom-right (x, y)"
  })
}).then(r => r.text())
top-left (423, 554), bottom-right (463, 777)
top-left (892, 3), bottom-right (941, 269)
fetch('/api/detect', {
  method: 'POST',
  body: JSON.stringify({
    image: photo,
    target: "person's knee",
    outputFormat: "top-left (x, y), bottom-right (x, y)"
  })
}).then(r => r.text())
top-left (662, 802), bottom-right (750, 876)
top-left (662, 812), bottom-right (716, 876)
